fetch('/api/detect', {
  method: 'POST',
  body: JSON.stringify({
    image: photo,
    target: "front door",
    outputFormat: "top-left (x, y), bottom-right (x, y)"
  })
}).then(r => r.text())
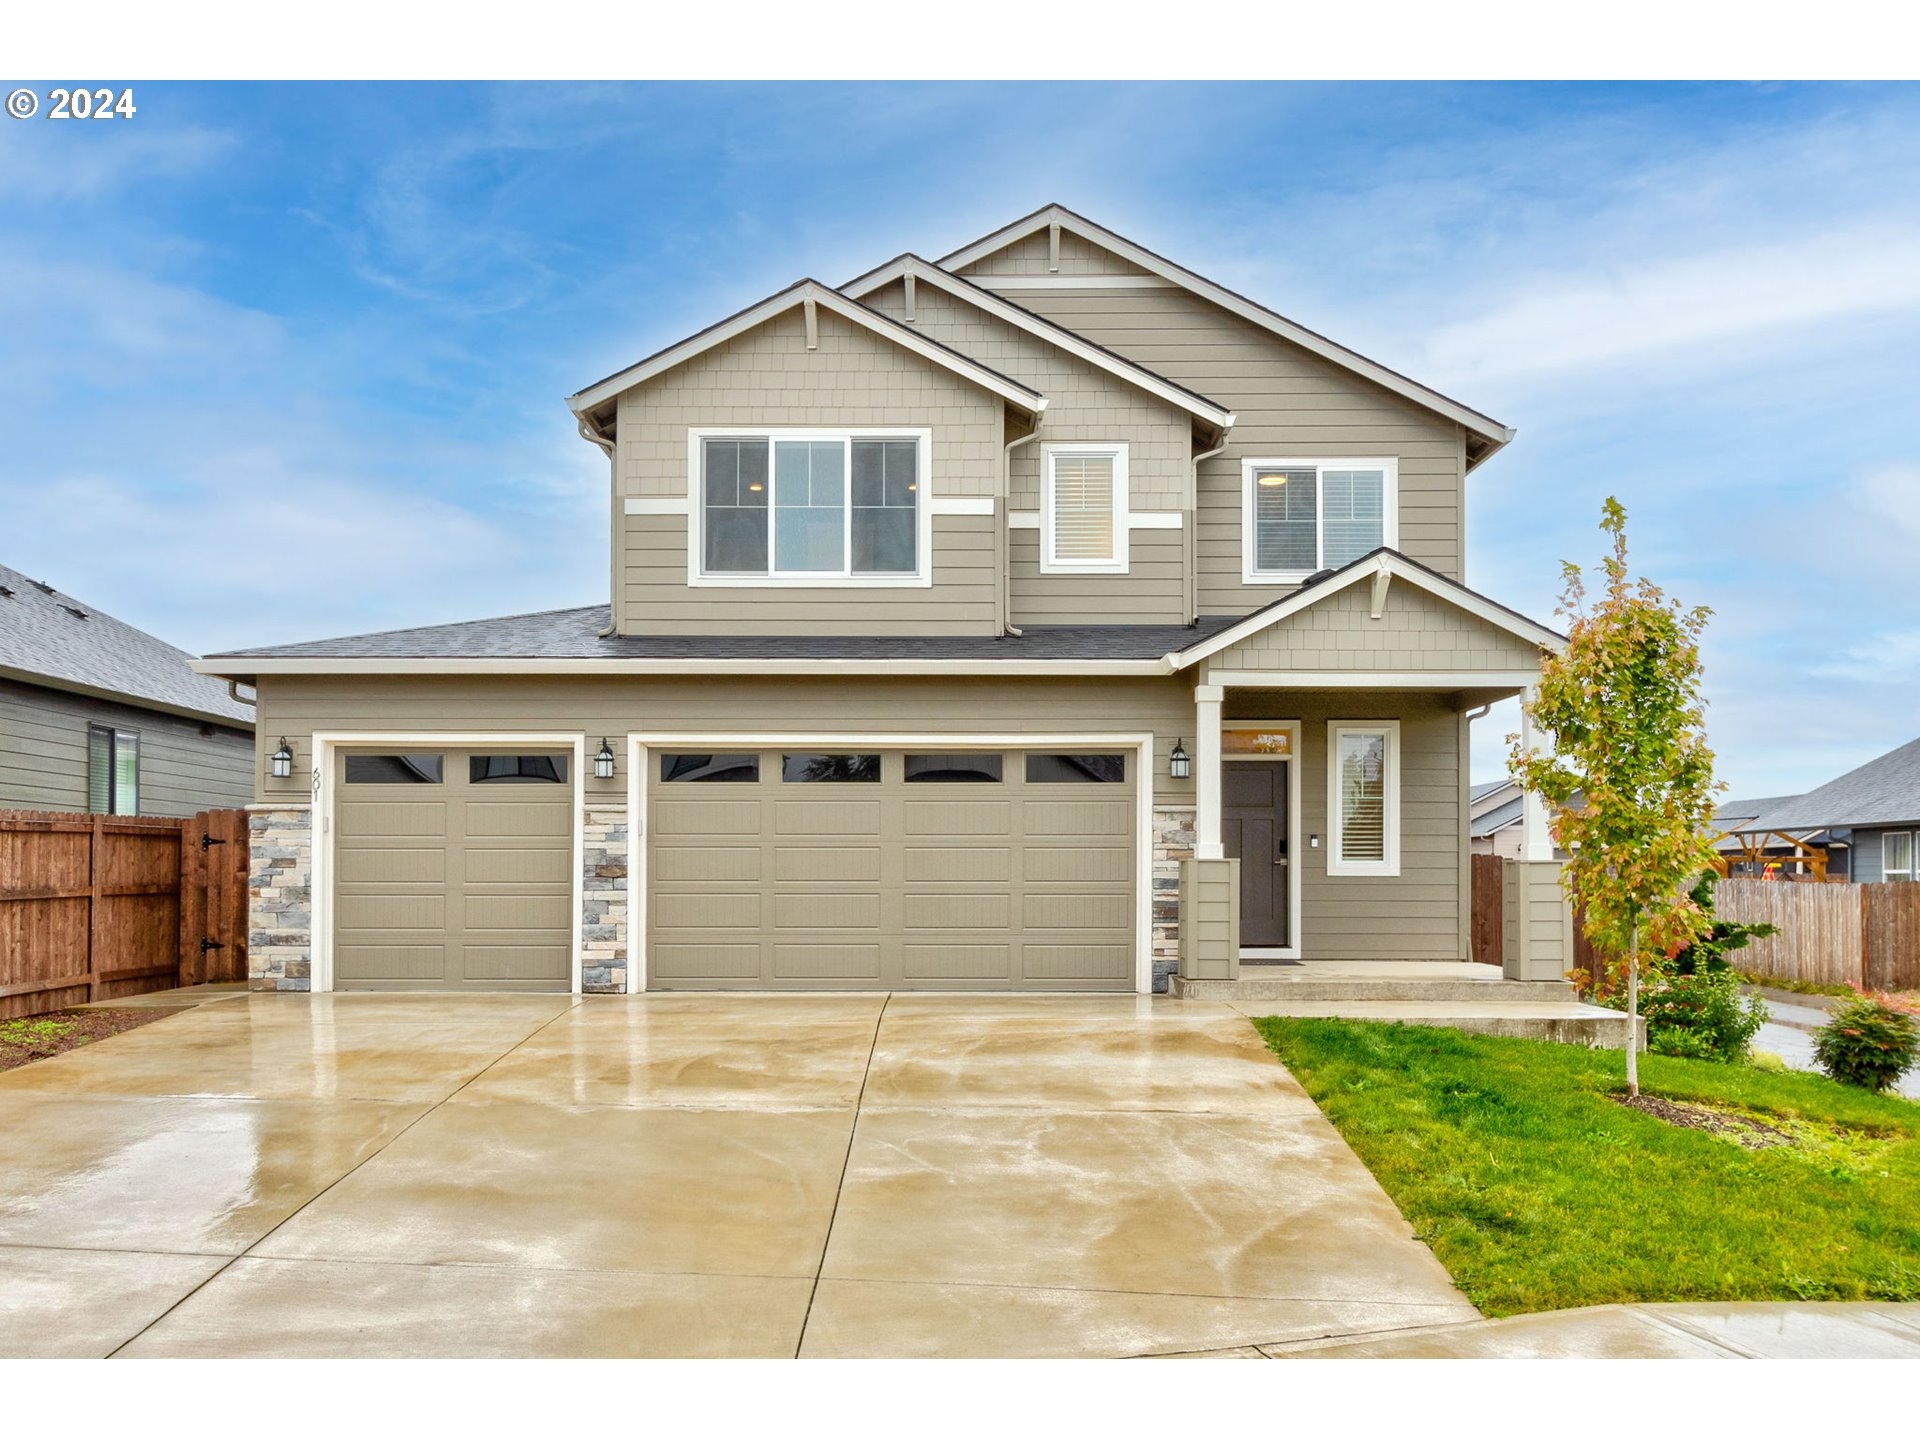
top-left (1223, 762), bottom-right (1289, 948)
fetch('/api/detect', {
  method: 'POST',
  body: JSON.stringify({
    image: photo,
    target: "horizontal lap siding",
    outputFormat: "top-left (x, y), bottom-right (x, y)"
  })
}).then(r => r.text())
top-left (1226, 689), bottom-right (1466, 961)
top-left (964, 280), bottom-right (1467, 617)
top-left (621, 513), bottom-right (998, 635)
top-left (0, 679), bottom-right (254, 818)
top-left (863, 280), bottom-right (1193, 627)
top-left (252, 675), bottom-right (1199, 811)
top-left (1207, 576), bottom-right (1546, 673)
top-left (613, 305), bottom-right (1003, 635)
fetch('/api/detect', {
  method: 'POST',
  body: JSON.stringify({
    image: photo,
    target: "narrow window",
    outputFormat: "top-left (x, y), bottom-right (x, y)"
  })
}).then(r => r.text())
top-left (1327, 722), bottom-right (1399, 876)
top-left (702, 438), bottom-right (770, 573)
top-left (851, 439), bottom-right (918, 574)
top-left (470, 754), bottom-right (568, 784)
top-left (1043, 445), bottom-right (1127, 572)
top-left (904, 753), bottom-right (1003, 784)
top-left (773, 439), bottom-right (846, 572)
top-left (1884, 831), bottom-right (1914, 881)
top-left (1245, 460), bottom-right (1396, 581)
top-left (1025, 753), bottom-right (1126, 783)
top-left (782, 753), bottom-right (882, 783)
top-left (660, 753), bottom-right (760, 783)
top-left (87, 725), bottom-right (140, 814)
top-left (344, 754), bottom-right (445, 784)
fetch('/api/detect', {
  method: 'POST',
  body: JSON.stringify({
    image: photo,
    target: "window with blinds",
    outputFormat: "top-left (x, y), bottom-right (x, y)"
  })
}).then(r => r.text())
top-left (1244, 459), bottom-right (1394, 580)
top-left (87, 725), bottom-right (139, 816)
top-left (1043, 445), bottom-right (1127, 572)
top-left (1328, 722), bottom-right (1398, 875)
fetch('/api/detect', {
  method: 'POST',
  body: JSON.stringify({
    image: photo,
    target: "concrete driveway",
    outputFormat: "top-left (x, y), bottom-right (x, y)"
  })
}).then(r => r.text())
top-left (0, 990), bottom-right (1474, 1358)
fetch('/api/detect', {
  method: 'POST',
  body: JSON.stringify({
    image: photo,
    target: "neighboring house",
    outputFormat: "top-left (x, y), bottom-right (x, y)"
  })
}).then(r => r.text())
top-left (0, 561), bottom-right (255, 818)
top-left (1713, 794), bottom-right (1849, 880)
top-left (1732, 737), bottom-right (1920, 883)
top-left (197, 204), bottom-right (1562, 996)
top-left (1471, 779), bottom-right (1525, 858)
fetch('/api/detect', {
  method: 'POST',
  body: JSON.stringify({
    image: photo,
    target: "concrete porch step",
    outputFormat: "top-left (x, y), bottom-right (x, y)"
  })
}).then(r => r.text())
top-left (1213, 997), bottom-right (1643, 1050)
top-left (1169, 976), bottom-right (1578, 1003)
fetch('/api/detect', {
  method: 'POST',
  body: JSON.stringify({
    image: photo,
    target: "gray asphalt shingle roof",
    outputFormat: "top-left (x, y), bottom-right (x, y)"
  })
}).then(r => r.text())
top-left (0, 561), bottom-right (253, 726)
top-left (1471, 795), bottom-right (1524, 837)
top-left (1743, 739), bottom-right (1920, 832)
top-left (211, 605), bottom-right (1242, 662)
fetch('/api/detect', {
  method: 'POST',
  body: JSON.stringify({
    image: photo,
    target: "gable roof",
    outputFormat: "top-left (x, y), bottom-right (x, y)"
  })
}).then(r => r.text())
top-left (0, 561), bottom-right (253, 727)
top-left (838, 254), bottom-right (1236, 431)
top-left (1165, 548), bottom-right (1564, 672)
top-left (938, 204), bottom-right (1514, 464)
top-left (1472, 794), bottom-right (1525, 838)
top-left (1740, 738), bottom-right (1920, 832)
top-left (566, 279), bottom-right (1046, 418)
top-left (1471, 779), bottom-right (1512, 803)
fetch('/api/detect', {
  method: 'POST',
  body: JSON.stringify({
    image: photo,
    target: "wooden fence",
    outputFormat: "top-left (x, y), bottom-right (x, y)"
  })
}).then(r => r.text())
top-left (1712, 878), bottom-right (1920, 993)
top-left (0, 808), bottom-right (250, 1020)
top-left (1469, 852), bottom-right (1504, 969)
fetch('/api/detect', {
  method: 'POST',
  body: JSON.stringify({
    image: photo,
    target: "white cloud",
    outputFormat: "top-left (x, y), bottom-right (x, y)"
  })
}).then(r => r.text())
top-left (0, 121), bottom-right (234, 201)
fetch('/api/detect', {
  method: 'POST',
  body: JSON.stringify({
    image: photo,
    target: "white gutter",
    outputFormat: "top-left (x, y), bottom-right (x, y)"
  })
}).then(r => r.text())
top-left (576, 414), bottom-right (620, 638)
top-left (191, 656), bottom-right (1177, 679)
top-left (1187, 431), bottom-right (1230, 624)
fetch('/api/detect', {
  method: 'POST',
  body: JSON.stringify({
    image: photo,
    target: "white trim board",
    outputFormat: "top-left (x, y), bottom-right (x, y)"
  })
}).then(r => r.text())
top-left (309, 732), bottom-right (587, 997)
top-left (936, 206), bottom-right (1512, 454)
top-left (566, 280), bottom-right (1046, 417)
top-left (969, 275), bottom-right (1177, 290)
top-left (198, 656), bottom-right (1172, 678)
top-left (626, 730), bottom-right (1156, 996)
top-left (838, 255), bottom-right (1233, 429)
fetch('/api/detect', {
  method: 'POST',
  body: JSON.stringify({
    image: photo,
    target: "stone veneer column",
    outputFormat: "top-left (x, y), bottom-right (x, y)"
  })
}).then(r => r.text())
top-left (248, 806), bottom-right (313, 991)
top-left (581, 807), bottom-right (629, 993)
top-left (1151, 805), bottom-right (1197, 993)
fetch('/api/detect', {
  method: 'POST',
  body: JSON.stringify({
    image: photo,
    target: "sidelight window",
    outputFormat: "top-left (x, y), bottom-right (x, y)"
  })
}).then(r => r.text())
top-left (1327, 721), bottom-right (1399, 876)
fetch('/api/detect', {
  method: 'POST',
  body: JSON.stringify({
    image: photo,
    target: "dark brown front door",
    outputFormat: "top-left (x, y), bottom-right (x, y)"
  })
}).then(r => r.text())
top-left (1223, 762), bottom-right (1290, 947)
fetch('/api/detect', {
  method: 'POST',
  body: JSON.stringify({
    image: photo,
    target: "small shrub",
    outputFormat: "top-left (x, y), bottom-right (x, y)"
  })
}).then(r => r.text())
top-left (1749, 1051), bottom-right (1788, 1074)
top-left (1813, 995), bottom-right (1920, 1092)
top-left (1624, 968), bottom-right (1768, 1063)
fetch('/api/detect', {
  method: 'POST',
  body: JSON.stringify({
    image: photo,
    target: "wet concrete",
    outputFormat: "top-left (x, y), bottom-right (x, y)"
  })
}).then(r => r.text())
top-left (0, 990), bottom-right (1475, 1357)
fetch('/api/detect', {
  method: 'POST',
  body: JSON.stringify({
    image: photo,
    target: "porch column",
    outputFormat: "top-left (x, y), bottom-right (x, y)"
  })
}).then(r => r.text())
top-left (1195, 683), bottom-right (1224, 859)
top-left (1519, 684), bottom-right (1555, 862)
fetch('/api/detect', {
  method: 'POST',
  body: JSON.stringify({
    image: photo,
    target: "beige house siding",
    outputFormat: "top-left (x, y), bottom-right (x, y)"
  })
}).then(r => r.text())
top-left (959, 228), bottom-right (1155, 278)
top-left (1227, 688), bottom-right (1468, 962)
top-left (862, 278), bottom-right (1194, 627)
top-left (611, 304), bottom-right (1006, 636)
top-left (0, 677), bottom-right (254, 817)
top-left (1203, 577), bottom-right (1548, 675)
top-left (956, 259), bottom-right (1468, 610)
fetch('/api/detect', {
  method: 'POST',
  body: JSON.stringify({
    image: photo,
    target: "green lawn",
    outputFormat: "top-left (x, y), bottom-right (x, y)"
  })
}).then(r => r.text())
top-left (1254, 1018), bottom-right (1920, 1317)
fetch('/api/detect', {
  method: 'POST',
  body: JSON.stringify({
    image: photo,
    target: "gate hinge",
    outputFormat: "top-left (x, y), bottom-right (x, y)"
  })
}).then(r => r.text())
top-left (200, 833), bottom-right (228, 850)
top-left (199, 938), bottom-right (226, 953)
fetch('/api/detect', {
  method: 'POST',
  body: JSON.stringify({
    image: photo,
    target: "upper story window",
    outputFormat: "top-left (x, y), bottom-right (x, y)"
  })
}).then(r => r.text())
top-left (1041, 443), bottom-right (1129, 574)
top-left (87, 725), bottom-right (139, 815)
top-left (1241, 458), bottom-right (1398, 584)
top-left (695, 429), bottom-right (927, 586)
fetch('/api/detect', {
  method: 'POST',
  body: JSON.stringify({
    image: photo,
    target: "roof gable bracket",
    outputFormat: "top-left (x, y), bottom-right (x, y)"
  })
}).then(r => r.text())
top-left (903, 271), bottom-right (915, 322)
top-left (803, 297), bottom-right (818, 350)
top-left (1370, 558), bottom-right (1392, 620)
top-left (1048, 220), bottom-right (1061, 273)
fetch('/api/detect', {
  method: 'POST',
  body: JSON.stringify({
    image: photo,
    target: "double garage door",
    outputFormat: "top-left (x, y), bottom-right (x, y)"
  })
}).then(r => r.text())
top-left (333, 743), bottom-right (1137, 992)
top-left (648, 747), bottom-right (1137, 991)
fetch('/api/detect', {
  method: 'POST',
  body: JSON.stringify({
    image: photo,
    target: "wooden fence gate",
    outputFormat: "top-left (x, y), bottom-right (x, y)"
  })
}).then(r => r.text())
top-left (0, 808), bottom-right (250, 1020)
top-left (1470, 852), bottom-right (1504, 969)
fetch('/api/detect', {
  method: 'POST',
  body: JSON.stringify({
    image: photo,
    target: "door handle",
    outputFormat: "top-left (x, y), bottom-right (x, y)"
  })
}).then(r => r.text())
top-left (1274, 856), bottom-right (1289, 867)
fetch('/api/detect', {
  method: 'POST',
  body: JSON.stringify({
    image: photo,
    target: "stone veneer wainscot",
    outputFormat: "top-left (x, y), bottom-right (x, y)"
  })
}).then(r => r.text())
top-left (581, 807), bottom-right (629, 993)
top-left (248, 805), bottom-right (313, 991)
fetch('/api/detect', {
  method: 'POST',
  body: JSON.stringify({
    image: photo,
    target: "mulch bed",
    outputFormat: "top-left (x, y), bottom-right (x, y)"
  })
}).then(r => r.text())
top-left (0, 1007), bottom-right (175, 1073)
top-left (1614, 1093), bottom-right (1794, 1149)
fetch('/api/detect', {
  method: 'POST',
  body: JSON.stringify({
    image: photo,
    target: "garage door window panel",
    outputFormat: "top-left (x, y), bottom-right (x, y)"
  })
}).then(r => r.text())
top-left (904, 753), bottom-right (1004, 783)
top-left (470, 754), bottom-right (568, 784)
top-left (1025, 753), bottom-right (1126, 784)
top-left (782, 753), bottom-right (882, 783)
top-left (661, 753), bottom-right (762, 783)
top-left (345, 754), bottom-right (445, 784)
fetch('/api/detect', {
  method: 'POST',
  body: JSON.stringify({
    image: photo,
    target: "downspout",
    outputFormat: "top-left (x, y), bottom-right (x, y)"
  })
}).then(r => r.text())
top-left (226, 679), bottom-right (257, 707)
top-left (1002, 420), bottom-right (1042, 637)
top-left (576, 413), bottom-right (619, 637)
top-left (1188, 430), bottom-right (1230, 625)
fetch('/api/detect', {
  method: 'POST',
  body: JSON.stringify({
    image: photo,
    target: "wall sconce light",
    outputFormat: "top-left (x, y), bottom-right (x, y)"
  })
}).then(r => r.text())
top-left (1309, 833), bottom-right (1321, 849)
top-left (594, 738), bottom-right (616, 781)
top-left (1169, 739), bottom-right (1191, 781)
top-left (270, 738), bottom-right (294, 780)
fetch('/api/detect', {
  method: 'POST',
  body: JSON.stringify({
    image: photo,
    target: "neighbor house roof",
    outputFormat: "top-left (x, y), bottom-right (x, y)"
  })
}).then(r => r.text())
top-left (1472, 794), bottom-right (1524, 839)
top-left (0, 561), bottom-right (254, 727)
top-left (1471, 780), bottom-right (1512, 803)
top-left (838, 254), bottom-right (1236, 431)
top-left (566, 279), bottom-right (1046, 418)
top-left (195, 607), bottom-right (1242, 678)
top-left (936, 204), bottom-right (1514, 463)
top-left (1739, 738), bottom-right (1920, 832)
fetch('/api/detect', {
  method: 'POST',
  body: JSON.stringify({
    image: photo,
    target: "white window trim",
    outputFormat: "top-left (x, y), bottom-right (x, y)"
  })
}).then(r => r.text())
top-left (1040, 442), bottom-right (1130, 575)
top-left (1326, 719), bottom-right (1401, 877)
top-left (686, 426), bottom-right (933, 588)
top-left (1884, 830), bottom-right (1914, 881)
top-left (1241, 457), bottom-right (1399, 585)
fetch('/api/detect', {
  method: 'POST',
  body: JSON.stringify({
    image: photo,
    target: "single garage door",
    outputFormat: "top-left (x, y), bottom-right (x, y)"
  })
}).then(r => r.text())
top-left (334, 748), bottom-right (573, 991)
top-left (647, 747), bottom-right (1136, 991)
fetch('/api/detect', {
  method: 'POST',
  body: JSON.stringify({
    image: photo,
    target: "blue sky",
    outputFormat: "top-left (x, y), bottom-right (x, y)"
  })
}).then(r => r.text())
top-left (2, 80), bottom-right (1917, 797)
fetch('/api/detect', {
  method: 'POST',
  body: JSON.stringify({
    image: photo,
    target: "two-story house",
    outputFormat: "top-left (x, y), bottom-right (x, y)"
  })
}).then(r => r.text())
top-left (198, 205), bottom-right (1561, 996)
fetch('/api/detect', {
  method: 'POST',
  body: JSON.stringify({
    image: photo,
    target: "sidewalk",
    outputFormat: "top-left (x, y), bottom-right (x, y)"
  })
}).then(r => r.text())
top-left (1167, 1303), bottom-right (1920, 1359)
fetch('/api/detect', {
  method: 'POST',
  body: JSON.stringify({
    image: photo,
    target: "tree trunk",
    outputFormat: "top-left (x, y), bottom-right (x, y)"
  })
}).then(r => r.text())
top-left (1625, 925), bottom-right (1640, 1097)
